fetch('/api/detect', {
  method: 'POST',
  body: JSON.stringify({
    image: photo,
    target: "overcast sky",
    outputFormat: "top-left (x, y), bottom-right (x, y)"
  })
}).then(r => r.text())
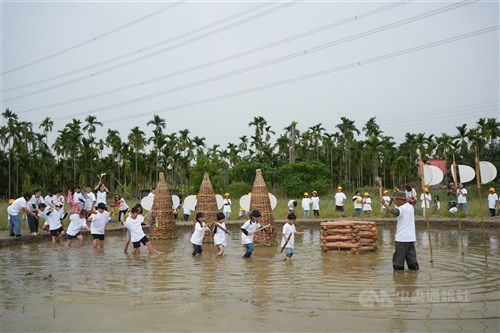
top-left (1, 0), bottom-right (499, 151)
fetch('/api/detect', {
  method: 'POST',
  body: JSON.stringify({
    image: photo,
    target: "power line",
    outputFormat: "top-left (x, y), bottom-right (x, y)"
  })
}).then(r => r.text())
top-left (1, 0), bottom-right (291, 94)
top-left (48, 25), bottom-right (498, 126)
top-left (1, 2), bottom-right (184, 76)
top-left (16, 1), bottom-right (409, 114)
top-left (29, 1), bottom-right (471, 119)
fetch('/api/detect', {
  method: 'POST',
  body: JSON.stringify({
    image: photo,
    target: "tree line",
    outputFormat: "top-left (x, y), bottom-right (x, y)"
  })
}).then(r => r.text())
top-left (1, 109), bottom-right (499, 199)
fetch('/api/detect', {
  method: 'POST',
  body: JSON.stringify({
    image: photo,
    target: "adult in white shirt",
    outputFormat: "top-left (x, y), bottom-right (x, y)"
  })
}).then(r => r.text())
top-left (89, 203), bottom-right (110, 248)
top-left (27, 189), bottom-right (45, 235)
top-left (7, 193), bottom-right (37, 237)
top-left (190, 212), bottom-right (210, 256)
top-left (420, 187), bottom-right (432, 217)
top-left (457, 183), bottom-right (468, 214)
top-left (334, 186), bottom-right (347, 212)
top-left (222, 193), bottom-right (232, 220)
top-left (381, 191), bottom-right (419, 271)
top-left (301, 192), bottom-right (312, 218)
top-left (488, 188), bottom-right (499, 217)
top-left (241, 210), bottom-right (262, 258)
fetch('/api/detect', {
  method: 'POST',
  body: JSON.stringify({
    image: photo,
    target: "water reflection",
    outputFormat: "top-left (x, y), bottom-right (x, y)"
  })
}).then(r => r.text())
top-left (0, 225), bottom-right (498, 332)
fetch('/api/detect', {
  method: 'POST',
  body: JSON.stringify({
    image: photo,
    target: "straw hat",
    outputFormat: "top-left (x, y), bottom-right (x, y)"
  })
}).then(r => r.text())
top-left (364, 192), bottom-right (369, 197)
top-left (383, 190), bottom-right (389, 194)
top-left (489, 187), bottom-right (495, 192)
top-left (224, 192), bottom-right (230, 197)
top-left (337, 186), bottom-right (343, 190)
top-left (424, 187), bottom-right (429, 193)
top-left (304, 192), bottom-right (309, 197)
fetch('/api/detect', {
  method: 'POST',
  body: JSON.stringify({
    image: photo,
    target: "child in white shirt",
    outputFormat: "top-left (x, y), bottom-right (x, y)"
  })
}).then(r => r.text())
top-left (214, 212), bottom-right (228, 256)
top-left (66, 210), bottom-right (90, 247)
top-left (124, 206), bottom-right (154, 255)
top-left (190, 212), bottom-right (211, 256)
top-left (89, 202), bottom-right (109, 248)
top-left (281, 213), bottom-right (304, 262)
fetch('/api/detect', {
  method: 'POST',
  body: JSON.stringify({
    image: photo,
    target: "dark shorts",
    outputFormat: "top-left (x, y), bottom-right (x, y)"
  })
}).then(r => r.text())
top-left (335, 205), bottom-right (344, 212)
top-left (133, 236), bottom-right (149, 248)
top-left (66, 232), bottom-right (81, 240)
top-left (50, 227), bottom-right (64, 236)
top-left (92, 234), bottom-right (105, 240)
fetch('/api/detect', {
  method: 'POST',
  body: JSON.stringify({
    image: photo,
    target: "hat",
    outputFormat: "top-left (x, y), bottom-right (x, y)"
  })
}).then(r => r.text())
top-left (383, 190), bottom-right (389, 194)
top-left (304, 192), bottom-right (309, 196)
top-left (312, 190), bottom-right (317, 194)
top-left (337, 186), bottom-right (343, 190)
top-left (394, 191), bottom-right (407, 201)
top-left (424, 187), bottom-right (429, 192)
top-left (224, 192), bottom-right (229, 197)
top-left (364, 192), bottom-right (369, 197)
top-left (490, 187), bottom-right (495, 192)
top-left (8, 199), bottom-right (14, 205)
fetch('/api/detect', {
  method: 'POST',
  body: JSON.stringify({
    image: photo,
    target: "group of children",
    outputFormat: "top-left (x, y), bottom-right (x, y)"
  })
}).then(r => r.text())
top-left (189, 209), bottom-right (302, 261)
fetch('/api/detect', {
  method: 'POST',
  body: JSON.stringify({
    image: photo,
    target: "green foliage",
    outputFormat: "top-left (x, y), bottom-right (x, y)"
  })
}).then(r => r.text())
top-left (229, 161), bottom-right (274, 184)
top-left (225, 181), bottom-right (252, 199)
top-left (275, 160), bottom-right (330, 197)
top-left (190, 154), bottom-right (227, 194)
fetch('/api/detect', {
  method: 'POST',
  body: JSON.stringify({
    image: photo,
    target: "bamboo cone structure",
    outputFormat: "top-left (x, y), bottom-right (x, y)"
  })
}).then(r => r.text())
top-left (150, 172), bottom-right (177, 239)
top-left (195, 172), bottom-right (218, 242)
top-left (250, 169), bottom-right (277, 246)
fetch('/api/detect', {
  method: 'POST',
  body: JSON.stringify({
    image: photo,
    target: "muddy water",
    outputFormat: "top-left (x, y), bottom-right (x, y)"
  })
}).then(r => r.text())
top-left (1, 225), bottom-right (498, 332)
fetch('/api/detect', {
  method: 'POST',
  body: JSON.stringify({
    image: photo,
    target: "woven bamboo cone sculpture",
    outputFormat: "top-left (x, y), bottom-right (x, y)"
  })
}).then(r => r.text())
top-left (195, 172), bottom-right (218, 243)
top-left (250, 169), bottom-right (277, 246)
top-left (150, 172), bottom-right (177, 239)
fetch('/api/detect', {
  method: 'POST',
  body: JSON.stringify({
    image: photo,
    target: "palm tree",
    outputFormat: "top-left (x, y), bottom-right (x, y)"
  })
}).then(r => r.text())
top-left (128, 126), bottom-right (146, 197)
top-left (83, 115), bottom-right (103, 183)
top-left (2, 109), bottom-right (18, 197)
top-left (284, 121), bottom-right (300, 163)
top-left (362, 117), bottom-right (382, 139)
top-left (477, 117), bottom-right (500, 145)
top-left (238, 135), bottom-right (248, 158)
top-left (309, 123), bottom-right (325, 160)
top-left (336, 116), bottom-right (360, 183)
top-left (454, 124), bottom-right (469, 157)
top-left (147, 115), bottom-right (167, 183)
top-left (39, 116), bottom-right (54, 148)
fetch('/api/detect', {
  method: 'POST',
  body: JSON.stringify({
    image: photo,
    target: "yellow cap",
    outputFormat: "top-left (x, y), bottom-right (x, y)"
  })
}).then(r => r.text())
top-left (248, 192), bottom-right (252, 196)
top-left (224, 192), bottom-right (229, 197)
top-left (424, 187), bottom-right (429, 192)
top-left (312, 190), bottom-right (317, 194)
top-left (337, 186), bottom-right (343, 190)
top-left (383, 190), bottom-right (389, 194)
top-left (8, 199), bottom-right (14, 205)
top-left (490, 187), bottom-right (495, 192)
top-left (304, 192), bottom-right (309, 196)
top-left (364, 192), bottom-right (369, 196)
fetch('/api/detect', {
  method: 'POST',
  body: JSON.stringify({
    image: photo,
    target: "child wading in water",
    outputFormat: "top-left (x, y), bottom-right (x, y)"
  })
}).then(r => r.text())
top-left (66, 210), bottom-right (90, 247)
top-left (123, 206), bottom-right (154, 255)
top-left (190, 212), bottom-right (211, 256)
top-left (38, 202), bottom-right (67, 244)
top-left (241, 210), bottom-right (262, 259)
top-left (123, 204), bottom-right (151, 254)
top-left (89, 202), bottom-right (110, 249)
top-left (214, 212), bottom-right (228, 256)
top-left (281, 213), bottom-right (304, 262)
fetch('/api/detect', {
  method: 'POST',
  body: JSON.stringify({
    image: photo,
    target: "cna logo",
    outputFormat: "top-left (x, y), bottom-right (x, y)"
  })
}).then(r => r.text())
top-left (358, 290), bottom-right (394, 308)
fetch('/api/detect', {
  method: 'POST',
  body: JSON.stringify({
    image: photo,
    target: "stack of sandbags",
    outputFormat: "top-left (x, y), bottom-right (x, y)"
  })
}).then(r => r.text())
top-left (320, 221), bottom-right (378, 253)
top-left (352, 221), bottom-right (378, 251)
top-left (320, 221), bottom-right (359, 251)
top-left (250, 169), bottom-right (277, 246)
top-left (150, 172), bottom-right (177, 239)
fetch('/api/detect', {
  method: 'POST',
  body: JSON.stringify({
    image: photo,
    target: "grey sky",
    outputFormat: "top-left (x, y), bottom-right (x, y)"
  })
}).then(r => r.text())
top-left (1, 0), bottom-right (499, 151)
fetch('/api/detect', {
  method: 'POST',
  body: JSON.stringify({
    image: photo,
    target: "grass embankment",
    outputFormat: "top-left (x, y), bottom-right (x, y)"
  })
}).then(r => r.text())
top-left (0, 188), bottom-right (496, 232)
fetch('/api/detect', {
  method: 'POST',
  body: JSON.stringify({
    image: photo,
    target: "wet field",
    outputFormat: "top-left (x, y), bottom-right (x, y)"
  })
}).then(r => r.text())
top-left (1, 224), bottom-right (498, 332)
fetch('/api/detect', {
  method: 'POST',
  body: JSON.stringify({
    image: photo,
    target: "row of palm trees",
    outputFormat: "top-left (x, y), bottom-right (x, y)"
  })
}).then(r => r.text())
top-left (1, 108), bottom-right (498, 199)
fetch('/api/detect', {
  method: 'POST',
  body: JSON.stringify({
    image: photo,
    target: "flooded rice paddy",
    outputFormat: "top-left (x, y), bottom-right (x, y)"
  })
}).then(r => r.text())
top-left (1, 224), bottom-right (498, 332)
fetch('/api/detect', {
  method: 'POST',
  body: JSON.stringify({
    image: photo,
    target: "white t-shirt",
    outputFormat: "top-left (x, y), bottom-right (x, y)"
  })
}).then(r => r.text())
top-left (27, 195), bottom-right (44, 212)
top-left (301, 197), bottom-right (311, 210)
top-left (67, 214), bottom-right (88, 236)
top-left (420, 193), bottom-right (432, 208)
top-left (84, 192), bottom-right (96, 210)
top-left (405, 188), bottom-right (417, 202)
top-left (119, 198), bottom-right (129, 211)
top-left (334, 192), bottom-right (347, 206)
top-left (55, 195), bottom-right (65, 207)
top-left (96, 191), bottom-right (107, 205)
top-left (287, 200), bottom-right (296, 211)
top-left (90, 211), bottom-right (109, 234)
top-left (223, 199), bottom-right (232, 213)
top-left (311, 197), bottom-right (320, 210)
top-left (457, 188), bottom-right (467, 204)
top-left (241, 219), bottom-right (261, 244)
top-left (281, 223), bottom-right (297, 249)
top-left (488, 193), bottom-right (498, 209)
top-left (73, 191), bottom-right (85, 208)
top-left (7, 197), bottom-right (28, 215)
top-left (44, 195), bottom-right (57, 207)
top-left (124, 215), bottom-right (146, 242)
top-left (213, 222), bottom-right (227, 246)
top-left (395, 202), bottom-right (416, 242)
top-left (39, 208), bottom-right (64, 231)
top-left (352, 195), bottom-right (362, 209)
top-left (190, 221), bottom-right (209, 245)
top-left (362, 197), bottom-right (372, 211)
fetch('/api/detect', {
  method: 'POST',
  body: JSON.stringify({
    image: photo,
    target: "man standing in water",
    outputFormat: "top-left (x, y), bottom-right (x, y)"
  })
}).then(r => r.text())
top-left (380, 191), bottom-right (419, 271)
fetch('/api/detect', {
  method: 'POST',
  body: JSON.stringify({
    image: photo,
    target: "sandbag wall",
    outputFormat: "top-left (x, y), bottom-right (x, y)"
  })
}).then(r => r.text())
top-left (320, 221), bottom-right (378, 253)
